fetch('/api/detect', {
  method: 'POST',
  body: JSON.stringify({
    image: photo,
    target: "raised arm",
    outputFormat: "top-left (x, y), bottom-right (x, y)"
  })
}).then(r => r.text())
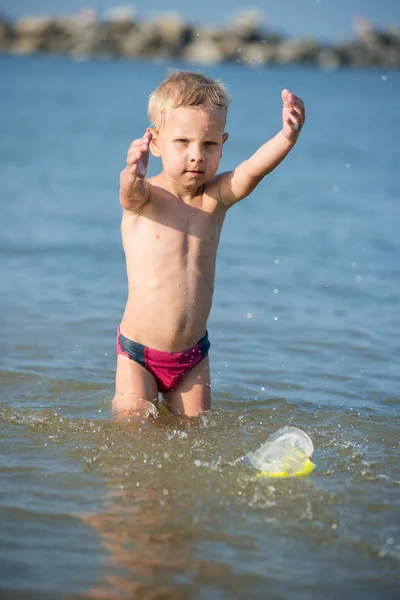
top-left (119, 131), bottom-right (152, 212)
top-left (219, 90), bottom-right (305, 208)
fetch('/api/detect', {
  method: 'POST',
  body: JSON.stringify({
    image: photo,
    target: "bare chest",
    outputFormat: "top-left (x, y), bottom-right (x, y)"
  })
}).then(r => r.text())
top-left (124, 196), bottom-right (225, 265)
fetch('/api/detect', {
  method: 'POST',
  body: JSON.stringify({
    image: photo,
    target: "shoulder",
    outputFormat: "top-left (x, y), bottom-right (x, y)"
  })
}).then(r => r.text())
top-left (147, 176), bottom-right (167, 199)
top-left (203, 174), bottom-right (231, 212)
top-left (207, 166), bottom-right (261, 209)
top-left (122, 177), bottom-right (165, 217)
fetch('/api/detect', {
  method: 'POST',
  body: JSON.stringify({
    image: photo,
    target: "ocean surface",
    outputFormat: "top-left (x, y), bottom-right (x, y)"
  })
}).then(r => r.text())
top-left (1, 55), bottom-right (399, 600)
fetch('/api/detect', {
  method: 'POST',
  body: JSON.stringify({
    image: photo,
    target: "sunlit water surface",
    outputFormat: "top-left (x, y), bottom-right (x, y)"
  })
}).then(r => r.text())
top-left (1, 56), bottom-right (399, 599)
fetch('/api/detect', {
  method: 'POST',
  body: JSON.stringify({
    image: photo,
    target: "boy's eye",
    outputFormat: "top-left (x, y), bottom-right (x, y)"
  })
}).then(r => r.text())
top-left (176, 139), bottom-right (188, 144)
top-left (205, 141), bottom-right (217, 147)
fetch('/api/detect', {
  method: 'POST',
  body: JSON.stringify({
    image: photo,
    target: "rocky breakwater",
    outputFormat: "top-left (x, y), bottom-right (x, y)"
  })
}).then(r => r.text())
top-left (0, 8), bottom-right (399, 69)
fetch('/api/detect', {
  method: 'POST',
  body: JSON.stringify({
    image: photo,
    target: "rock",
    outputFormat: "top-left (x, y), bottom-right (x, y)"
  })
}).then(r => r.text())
top-left (276, 38), bottom-right (320, 64)
top-left (71, 23), bottom-right (125, 58)
top-left (12, 36), bottom-right (40, 55)
top-left (186, 26), bottom-right (238, 63)
top-left (119, 27), bottom-right (160, 58)
top-left (150, 12), bottom-right (187, 46)
top-left (3, 11), bottom-right (400, 68)
top-left (103, 5), bottom-right (136, 23)
top-left (388, 26), bottom-right (400, 44)
top-left (241, 42), bottom-right (278, 66)
top-left (184, 39), bottom-right (227, 65)
top-left (13, 15), bottom-right (52, 37)
top-left (227, 9), bottom-right (265, 42)
top-left (353, 15), bottom-right (374, 40)
top-left (101, 4), bottom-right (138, 53)
top-left (219, 35), bottom-right (244, 61)
top-left (316, 48), bottom-right (342, 70)
top-left (11, 16), bottom-right (73, 54)
top-left (0, 16), bottom-right (14, 50)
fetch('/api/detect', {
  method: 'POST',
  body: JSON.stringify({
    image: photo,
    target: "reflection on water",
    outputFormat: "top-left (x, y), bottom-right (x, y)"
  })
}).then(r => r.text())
top-left (83, 474), bottom-right (190, 598)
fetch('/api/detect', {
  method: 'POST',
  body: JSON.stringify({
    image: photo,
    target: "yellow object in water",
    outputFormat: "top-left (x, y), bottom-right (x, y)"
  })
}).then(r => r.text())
top-left (248, 427), bottom-right (316, 479)
top-left (257, 457), bottom-right (315, 479)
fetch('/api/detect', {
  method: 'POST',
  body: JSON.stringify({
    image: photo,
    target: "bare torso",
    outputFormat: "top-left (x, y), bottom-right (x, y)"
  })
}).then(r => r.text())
top-left (120, 177), bottom-right (226, 351)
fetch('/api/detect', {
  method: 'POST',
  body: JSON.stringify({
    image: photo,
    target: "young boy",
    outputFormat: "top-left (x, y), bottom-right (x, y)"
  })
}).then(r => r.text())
top-left (114, 70), bottom-right (305, 419)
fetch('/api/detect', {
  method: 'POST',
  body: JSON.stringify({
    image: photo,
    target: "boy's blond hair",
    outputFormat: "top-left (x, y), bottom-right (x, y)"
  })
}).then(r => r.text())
top-left (148, 70), bottom-right (230, 130)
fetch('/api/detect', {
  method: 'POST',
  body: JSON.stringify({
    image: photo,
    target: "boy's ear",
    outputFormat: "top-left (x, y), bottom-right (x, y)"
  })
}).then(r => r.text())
top-left (147, 127), bottom-right (161, 157)
top-left (220, 132), bottom-right (229, 157)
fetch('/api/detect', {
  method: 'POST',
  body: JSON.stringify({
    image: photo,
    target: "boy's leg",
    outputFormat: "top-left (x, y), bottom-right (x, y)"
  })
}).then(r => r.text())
top-left (113, 354), bottom-right (159, 418)
top-left (162, 356), bottom-right (211, 418)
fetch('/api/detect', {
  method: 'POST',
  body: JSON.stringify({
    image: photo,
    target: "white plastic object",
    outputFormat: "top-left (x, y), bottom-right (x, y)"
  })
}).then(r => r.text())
top-left (266, 426), bottom-right (314, 457)
top-left (247, 426), bottom-right (315, 478)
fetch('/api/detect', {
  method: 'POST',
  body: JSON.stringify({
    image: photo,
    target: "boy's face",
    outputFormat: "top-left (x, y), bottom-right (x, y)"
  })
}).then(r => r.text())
top-left (150, 106), bottom-right (228, 188)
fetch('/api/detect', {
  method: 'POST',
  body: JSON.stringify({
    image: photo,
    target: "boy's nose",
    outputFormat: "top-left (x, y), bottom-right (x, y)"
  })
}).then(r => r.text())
top-left (190, 146), bottom-right (204, 163)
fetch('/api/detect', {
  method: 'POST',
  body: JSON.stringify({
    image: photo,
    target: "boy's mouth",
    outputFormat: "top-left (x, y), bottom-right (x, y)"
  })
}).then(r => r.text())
top-left (186, 170), bottom-right (204, 175)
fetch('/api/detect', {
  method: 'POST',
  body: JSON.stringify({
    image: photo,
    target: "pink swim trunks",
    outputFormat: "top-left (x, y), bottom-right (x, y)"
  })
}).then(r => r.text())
top-left (117, 327), bottom-right (210, 393)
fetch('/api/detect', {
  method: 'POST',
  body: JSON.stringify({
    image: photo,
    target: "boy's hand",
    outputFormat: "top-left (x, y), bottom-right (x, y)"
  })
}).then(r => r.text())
top-left (281, 90), bottom-right (305, 142)
top-left (126, 131), bottom-right (152, 179)
top-left (120, 131), bottom-right (152, 211)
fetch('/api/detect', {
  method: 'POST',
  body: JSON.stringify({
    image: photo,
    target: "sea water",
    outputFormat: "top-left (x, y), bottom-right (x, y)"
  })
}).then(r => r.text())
top-left (1, 55), bottom-right (399, 599)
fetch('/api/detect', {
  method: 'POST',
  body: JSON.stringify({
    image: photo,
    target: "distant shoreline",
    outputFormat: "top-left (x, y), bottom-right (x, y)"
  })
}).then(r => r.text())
top-left (1, 11), bottom-right (399, 69)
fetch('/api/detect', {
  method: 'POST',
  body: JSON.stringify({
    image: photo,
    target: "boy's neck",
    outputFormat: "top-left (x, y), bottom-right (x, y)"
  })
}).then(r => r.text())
top-left (153, 171), bottom-right (204, 203)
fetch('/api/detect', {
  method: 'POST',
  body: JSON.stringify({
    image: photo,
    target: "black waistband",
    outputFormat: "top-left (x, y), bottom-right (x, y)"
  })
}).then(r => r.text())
top-left (119, 330), bottom-right (210, 364)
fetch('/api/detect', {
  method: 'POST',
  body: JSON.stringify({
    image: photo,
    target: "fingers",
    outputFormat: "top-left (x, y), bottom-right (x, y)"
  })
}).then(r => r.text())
top-left (282, 89), bottom-right (304, 108)
top-left (281, 89), bottom-right (289, 104)
top-left (285, 106), bottom-right (304, 129)
top-left (283, 108), bottom-right (303, 132)
top-left (126, 133), bottom-right (151, 177)
top-left (282, 89), bottom-right (302, 107)
top-left (282, 89), bottom-right (306, 134)
top-left (128, 133), bottom-right (150, 156)
top-left (284, 112), bottom-right (300, 132)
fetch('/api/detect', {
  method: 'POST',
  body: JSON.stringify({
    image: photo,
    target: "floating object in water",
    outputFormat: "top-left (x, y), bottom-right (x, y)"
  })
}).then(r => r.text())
top-left (247, 426), bottom-right (315, 478)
